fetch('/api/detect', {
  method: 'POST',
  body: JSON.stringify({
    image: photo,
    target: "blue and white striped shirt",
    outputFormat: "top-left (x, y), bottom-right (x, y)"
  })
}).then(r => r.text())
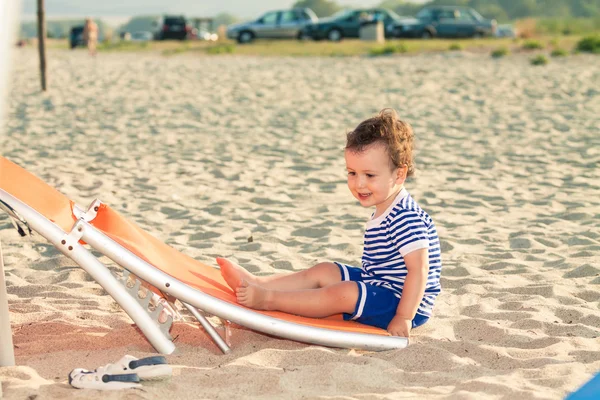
top-left (361, 188), bottom-right (442, 317)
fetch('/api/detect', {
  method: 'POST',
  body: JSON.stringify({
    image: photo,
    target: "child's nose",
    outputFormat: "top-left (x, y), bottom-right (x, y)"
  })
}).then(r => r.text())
top-left (357, 175), bottom-right (367, 188)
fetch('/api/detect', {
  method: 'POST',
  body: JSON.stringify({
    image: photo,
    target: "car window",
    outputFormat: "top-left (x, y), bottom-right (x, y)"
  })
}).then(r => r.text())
top-left (165, 17), bottom-right (185, 25)
top-left (357, 11), bottom-right (374, 22)
top-left (280, 10), bottom-right (299, 23)
top-left (372, 11), bottom-right (386, 21)
top-left (416, 9), bottom-right (432, 19)
top-left (259, 11), bottom-right (278, 25)
top-left (438, 10), bottom-right (457, 20)
top-left (456, 10), bottom-right (475, 21)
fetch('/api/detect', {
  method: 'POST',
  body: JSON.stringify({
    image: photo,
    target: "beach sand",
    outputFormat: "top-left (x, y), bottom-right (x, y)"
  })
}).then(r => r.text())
top-left (0, 48), bottom-right (599, 399)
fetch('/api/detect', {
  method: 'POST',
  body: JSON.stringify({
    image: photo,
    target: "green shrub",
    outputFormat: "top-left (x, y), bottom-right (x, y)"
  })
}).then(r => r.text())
top-left (536, 18), bottom-right (600, 36)
top-left (206, 44), bottom-right (235, 55)
top-left (551, 48), bottom-right (568, 57)
top-left (522, 40), bottom-right (544, 50)
top-left (491, 47), bottom-right (509, 58)
top-left (369, 43), bottom-right (407, 56)
top-left (530, 54), bottom-right (548, 65)
top-left (576, 35), bottom-right (600, 53)
top-left (449, 43), bottom-right (462, 51)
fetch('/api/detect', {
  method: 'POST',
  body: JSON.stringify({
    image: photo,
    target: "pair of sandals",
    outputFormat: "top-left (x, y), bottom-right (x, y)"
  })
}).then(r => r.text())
top-left (68, 355), bottom-right (172, 390)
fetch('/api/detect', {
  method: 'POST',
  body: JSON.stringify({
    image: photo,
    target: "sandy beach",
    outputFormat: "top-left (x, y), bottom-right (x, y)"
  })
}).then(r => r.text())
top-left (1, 48), bottom-right (599, 399)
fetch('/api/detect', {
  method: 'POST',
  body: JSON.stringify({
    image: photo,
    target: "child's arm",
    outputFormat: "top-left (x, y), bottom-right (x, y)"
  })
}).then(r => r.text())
top-left (387, 248), bottom-right (429, 337)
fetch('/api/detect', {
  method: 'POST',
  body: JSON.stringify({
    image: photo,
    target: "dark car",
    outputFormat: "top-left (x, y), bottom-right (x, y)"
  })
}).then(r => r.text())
top-left (227, 8), bottom-right (318, 43)
top-left (158, 15), bottom-right (190, 40)
top-left (69, 26), bottom-right (84, 49)
top-left (392, 6), bottom-right (496, 39)
top-left (300, 8), bottom-right (402, 41)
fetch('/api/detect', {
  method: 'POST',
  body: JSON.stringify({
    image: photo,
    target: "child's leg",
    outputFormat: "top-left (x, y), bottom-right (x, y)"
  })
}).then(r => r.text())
top-left (236, 280), bottom-right (358, 318)
top-left (217, 258), bottom-right (341, 292)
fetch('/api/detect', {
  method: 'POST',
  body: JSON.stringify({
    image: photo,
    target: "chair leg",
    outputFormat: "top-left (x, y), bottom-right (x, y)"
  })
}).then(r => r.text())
top-left (118, 270), bottom-right (174, 340)
top-left (73, 254), bottom-right (176, 354)
top-left (182, 302), bottom-right (231, 354)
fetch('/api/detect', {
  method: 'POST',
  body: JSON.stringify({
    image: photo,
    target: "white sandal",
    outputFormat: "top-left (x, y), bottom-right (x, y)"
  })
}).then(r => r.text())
top-left (109, 355), bottom-right (173, 381)
top-left (68, 355), bottom-right (172, 390)
top-left (68, 367), bottom-right (141, 390)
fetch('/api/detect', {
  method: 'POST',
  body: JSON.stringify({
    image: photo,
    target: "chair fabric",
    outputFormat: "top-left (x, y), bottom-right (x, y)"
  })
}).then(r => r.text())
top-left (0, 156), bottom-right (389, 336)
top-left (0, 157), bottom-right (75, 232)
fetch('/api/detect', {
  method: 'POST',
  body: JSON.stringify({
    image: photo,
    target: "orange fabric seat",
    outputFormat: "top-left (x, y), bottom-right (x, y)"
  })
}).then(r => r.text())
top-left (0, 157), bottom-right (75, 232)
top-left (0, 156), bottom-right (389, 336)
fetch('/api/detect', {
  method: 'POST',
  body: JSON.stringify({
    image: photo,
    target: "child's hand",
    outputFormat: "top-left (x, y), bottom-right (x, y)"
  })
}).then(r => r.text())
top-left (387, 315), bottom-right (412, 337)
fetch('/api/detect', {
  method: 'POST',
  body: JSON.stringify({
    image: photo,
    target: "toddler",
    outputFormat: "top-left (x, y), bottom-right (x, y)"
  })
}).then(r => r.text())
top-left (218, 109), bottom-right (442, 338)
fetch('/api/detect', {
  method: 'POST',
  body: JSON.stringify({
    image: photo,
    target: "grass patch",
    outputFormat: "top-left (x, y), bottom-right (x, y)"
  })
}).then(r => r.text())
top-left (97, 41), bottom-right (150, 52)
top-left (369, 43), bottom-right (407, 56)
top-left (205, 44), bottom-right (236, 55)
top-left (491, 47), bottom-right (509, 58)
top-left (162, 43), bottom-right (191, 55)
top-left (37, 35), bottom-right (594, 57)
top-left (530, 54), bottom-right (549, 65)
top-left (551, 48), bottom-right (568, 57)
top-left (449, 43), bottom-right (462, 51)
top-left (576, 35), bottom-right (600, 53)
top-left (522, 40), bottom-right (544, 50)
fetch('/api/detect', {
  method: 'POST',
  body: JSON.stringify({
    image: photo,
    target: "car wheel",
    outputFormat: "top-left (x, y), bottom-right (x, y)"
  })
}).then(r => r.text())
top-left (327, 29), bottom-right (342, 42)
top-left (237, 31), bottom-right (254, 44)
top-left (421, 30), bottom-right (432, 39)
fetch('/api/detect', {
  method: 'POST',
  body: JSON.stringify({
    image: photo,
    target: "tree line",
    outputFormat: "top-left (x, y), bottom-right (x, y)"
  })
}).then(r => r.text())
top-left (294, 0), bottom-right (600, 21)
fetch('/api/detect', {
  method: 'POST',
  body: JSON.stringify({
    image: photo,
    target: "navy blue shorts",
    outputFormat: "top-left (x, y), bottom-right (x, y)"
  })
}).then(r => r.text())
top-left (335, 262), bottom-right (429, 330)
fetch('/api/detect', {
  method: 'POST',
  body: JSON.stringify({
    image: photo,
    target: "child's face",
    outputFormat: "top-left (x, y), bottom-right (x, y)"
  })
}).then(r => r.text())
top-left (345, 143), bottom-right (406, 216)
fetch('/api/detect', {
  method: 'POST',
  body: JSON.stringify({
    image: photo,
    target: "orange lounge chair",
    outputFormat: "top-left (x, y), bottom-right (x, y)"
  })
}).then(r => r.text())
top-left (0, 156), bottom-right (408, 354)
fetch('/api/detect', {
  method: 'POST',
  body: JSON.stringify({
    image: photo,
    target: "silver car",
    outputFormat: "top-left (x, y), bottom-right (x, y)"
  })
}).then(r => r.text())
top-left (227, 8), bottom-right (318, 44)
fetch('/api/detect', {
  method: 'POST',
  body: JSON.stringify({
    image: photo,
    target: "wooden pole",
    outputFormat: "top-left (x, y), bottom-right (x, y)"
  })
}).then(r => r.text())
top-left (37, 0), bottom-right (47, 91)
top-left (0, 0), bottom-right (19, 369)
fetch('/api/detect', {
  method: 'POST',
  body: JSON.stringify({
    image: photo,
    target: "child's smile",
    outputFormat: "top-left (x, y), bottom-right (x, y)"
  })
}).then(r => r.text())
top-left (345, 143), bottom-right (406, 218)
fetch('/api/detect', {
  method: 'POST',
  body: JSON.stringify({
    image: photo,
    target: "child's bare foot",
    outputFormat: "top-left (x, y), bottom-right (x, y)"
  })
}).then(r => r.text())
top-left (236, 280), bottom-right (274, 310)
top-left (216, 257), bottom-right (258, 291)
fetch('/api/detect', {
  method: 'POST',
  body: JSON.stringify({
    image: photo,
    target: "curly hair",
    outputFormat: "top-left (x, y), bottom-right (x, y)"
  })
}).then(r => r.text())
top-left (345, 108), bottom-right (415, 177)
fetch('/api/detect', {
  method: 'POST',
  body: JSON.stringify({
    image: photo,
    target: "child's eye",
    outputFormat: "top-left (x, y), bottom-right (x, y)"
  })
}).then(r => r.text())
top-left (366, 174), bottom-right (375, 178)
top-left (347, 171), bottom-right (355, 176)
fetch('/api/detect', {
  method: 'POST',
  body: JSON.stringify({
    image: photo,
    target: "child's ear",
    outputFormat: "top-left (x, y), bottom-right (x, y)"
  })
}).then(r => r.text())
top-left (396, 165), bottom-right (408, 183)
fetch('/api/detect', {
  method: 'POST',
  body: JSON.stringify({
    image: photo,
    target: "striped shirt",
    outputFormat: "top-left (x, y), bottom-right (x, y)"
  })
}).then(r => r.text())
top-left (361, 188), bottom-right (442, 317)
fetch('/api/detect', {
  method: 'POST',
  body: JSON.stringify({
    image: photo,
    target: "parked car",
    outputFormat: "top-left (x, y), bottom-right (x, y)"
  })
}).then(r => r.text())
top-left (227, 8), bottom-right (318, 43)
top-left (300, 8), bottom-right (403, 41)
top-left (158, 15), bottom-right (190, 40)
top-left (129, 31), bottom-right (154, 42)
top-left (392, 6), bottom-right (496, 39)
top-left (69, 26), bottom-right (84, 49)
